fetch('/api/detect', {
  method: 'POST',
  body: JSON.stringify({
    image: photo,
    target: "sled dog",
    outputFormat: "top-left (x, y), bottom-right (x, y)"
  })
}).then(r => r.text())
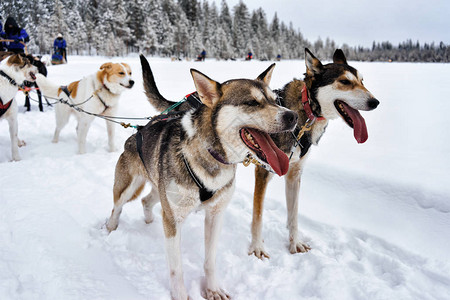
top-left (106, 56), bottom-right (297, 299)
top-left (140, 49), bottom-right (379, 258)
top-left (0, 53), bottom-right (38, 161)
top-left (35, 62), bottom-right (134, 153)
top-left (247, 48), bottom-right (380, 257)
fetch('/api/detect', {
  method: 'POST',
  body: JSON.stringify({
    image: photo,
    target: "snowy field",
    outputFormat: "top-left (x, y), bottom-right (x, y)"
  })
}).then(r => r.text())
top-left (1, 56), bottom-right (449, 300)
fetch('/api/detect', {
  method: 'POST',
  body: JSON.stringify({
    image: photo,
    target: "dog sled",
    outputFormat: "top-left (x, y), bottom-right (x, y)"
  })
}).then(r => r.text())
top-left (0, 39), bottom-right (28, 54)
top-left (51, 51), bottom-right (66, 65)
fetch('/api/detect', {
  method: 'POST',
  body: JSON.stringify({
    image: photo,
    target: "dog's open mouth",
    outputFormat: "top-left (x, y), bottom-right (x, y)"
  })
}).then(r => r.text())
top-left (120, 83), bottom-right (133, 89)
top-left (334, 100), bottom-right (368, 143)
top-left (30, 72), bottom-right (36, 81)
top-left (240, 128), bottom-right (289, 176)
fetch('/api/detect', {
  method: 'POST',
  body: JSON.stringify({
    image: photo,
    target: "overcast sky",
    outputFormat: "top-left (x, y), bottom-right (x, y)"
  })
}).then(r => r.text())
top-left (211, 0), bottom-right (450, 47)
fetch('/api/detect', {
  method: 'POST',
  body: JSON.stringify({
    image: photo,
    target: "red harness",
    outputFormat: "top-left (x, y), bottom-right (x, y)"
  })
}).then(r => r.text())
top-left (301, 86), bottom-right (326, 122)
top-left (0, 99), bottom-right (13, 118)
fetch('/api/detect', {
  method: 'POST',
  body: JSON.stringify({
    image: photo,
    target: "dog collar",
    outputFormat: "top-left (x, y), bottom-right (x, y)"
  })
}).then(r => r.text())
top-left (102, 83), bottom-right (111, 93)
top-left (208, 148), bottom-right (231, 165)
top-left (301, 86), bottom-right (326, 122)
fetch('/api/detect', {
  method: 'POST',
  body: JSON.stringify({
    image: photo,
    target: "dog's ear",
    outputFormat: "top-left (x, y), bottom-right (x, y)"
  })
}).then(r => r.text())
top-left (7, 54), bottom-right (24, 67)
top-left (257, 63), bottom-right (275, 85)
top-left (190, 69), bottom-right (221, 108)
top-left (305, 48), bottom-right (323, 75)
top-left (100, 62), bottom-right (113, 70)
top-left (333, 49), bottom-right (348, 65)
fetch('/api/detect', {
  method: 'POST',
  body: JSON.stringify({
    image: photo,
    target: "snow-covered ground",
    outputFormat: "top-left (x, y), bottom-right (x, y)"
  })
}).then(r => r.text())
top-left (1, 56), bottom-right (449, 300)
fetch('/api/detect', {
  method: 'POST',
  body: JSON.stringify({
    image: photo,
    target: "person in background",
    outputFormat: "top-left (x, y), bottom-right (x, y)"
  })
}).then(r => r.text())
top-left (0, 16), bottom-right (4, 51)
top-left (246, 51), bottom-right (253, 61)
top-left (1, 17), bottom-right (29, 53)
top-left (196, 49), bottom-right (206, 61)
top-left (200, 49), bottom-right (206, 61)
top-left (53, 33), bottom-right (67, 62)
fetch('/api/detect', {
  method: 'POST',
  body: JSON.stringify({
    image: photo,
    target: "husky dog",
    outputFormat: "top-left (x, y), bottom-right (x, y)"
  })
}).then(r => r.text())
top-left (36, 62), bottom-right (134, 154)
top-left (0, 53), bottom-right (38, 161)
top-left (139, 49), bottom-right (379, 258)
top-left (247, 48), bottom-right (380, 258)
top-left (106, 56), bottom-right (297, 300)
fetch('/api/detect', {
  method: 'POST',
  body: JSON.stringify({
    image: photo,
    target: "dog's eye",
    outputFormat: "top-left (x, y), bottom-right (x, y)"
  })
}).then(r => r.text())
top-left (245, 100), bottom-right (260, 106)
top-left (119, 72), bottom-right (125, 75)
top-left (340, 79), bottom-right (351, 85)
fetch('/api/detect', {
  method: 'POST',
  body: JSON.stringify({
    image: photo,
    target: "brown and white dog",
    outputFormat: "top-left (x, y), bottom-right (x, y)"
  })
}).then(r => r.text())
top-left (36, 62), bottom-right (134, 153)
top-left (0, 53), bottom-right (38, 161)
top-left (107, 57), bottom-right (297, 299)
top-left (248, 49), bottom-right (380, 258)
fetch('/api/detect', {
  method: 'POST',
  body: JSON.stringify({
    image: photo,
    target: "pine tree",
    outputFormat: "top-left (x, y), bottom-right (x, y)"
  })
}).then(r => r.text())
top-left (232, 0), bottom-right (251, 58)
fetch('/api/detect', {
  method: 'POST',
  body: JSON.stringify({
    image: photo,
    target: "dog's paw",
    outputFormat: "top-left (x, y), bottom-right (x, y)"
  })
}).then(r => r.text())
top-left (289, 240), bottom-right (311, 254)
top-left (18, 139), bottom-right (26, 147)
top-left (105, 220), bottom-right (118, 233)
top-left (11, 155), bottom-right (21, 162)
top-left (108, 145), bottom-right (117, 152)
top-left (248, 243), bottom-right (270, 260)
top-left (203, 288), bottom-right (230, 300)
top-left (144, 214), bottom-right (154, 224)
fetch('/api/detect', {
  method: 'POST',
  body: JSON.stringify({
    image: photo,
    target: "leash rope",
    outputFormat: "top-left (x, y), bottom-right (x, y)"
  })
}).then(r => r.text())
top-left (30, 88), bottom-right (188, 129)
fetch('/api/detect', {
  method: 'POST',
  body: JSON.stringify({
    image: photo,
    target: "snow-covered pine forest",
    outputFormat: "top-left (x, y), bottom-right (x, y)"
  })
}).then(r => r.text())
top-left (1, 0), bottom-right (450, 61)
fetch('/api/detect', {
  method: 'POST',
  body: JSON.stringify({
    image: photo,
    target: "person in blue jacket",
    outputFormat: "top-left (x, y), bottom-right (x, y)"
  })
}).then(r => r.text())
top-left (53, 33), bottom-right (67, 62)
top-left (0, 16), bottom-right (4, 51)
top-left (1, 17), bottom-right (29, 53)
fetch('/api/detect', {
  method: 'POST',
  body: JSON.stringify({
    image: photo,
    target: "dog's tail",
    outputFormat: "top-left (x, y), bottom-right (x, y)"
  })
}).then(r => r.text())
top-left (140, 54), bottom-right (180, 112)
top-left (35, 74), bottom-right (64, 100)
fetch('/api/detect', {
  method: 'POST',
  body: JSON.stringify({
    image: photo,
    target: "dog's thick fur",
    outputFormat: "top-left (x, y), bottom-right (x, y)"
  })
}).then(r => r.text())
top-left (35, 62), bottom-right (134, 153)
top-left (248, 49), bottom-right (380, 258)
top-left (106, 57), bottom-right (297, 299)
top-left (0, 53), bottom-right (38, 161)
top-left (140, 49), bottom-right (379, 259)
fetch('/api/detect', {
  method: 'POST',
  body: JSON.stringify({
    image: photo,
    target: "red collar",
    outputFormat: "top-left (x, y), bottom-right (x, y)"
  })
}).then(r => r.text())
top-left (301, 86), bottom-right (326, 121)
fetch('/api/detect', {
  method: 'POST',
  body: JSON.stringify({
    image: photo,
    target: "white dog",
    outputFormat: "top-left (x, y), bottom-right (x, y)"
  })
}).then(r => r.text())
top-left (0, 53), bottom-right (38, 161)
top-left (36, 62), bottom-right (134, 154)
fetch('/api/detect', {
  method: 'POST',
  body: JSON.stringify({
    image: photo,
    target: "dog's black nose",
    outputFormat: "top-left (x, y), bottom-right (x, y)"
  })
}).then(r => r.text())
top-left (129, 80), bottom-right (135, 87)
top-left (368, 98), bottom-right (379, 109)
top-left (282, 110), bottom-right (298, 130)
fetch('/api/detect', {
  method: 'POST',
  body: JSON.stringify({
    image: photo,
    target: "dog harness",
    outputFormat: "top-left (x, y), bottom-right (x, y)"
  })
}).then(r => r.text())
top-left (0, 97), bottom-right (13, 117)
top-left (135, 109), bottom-right (216, 202)
top-left (274, 88), bottom-right (314, 159)
top-left (0, 70), bottom-right (20, 117)
top-left (182, 154), bottom-right (215, 202)
top-left (0, 70), bottom-right (19, 87)
top-left (301, 86), bottom-right (326, 122)
top-left (60, 85), bottom-right (110, 113)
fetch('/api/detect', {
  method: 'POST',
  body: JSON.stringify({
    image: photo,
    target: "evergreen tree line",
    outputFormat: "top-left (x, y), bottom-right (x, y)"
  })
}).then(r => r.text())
top-left (1, 0), bottom-right (449, 62)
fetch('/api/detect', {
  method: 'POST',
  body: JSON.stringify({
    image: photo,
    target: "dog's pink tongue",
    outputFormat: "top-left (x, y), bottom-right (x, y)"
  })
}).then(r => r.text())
top-left (342, 102), bottom-right (368, 143)
top-left (246, 128), bottom-right (289, 176)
